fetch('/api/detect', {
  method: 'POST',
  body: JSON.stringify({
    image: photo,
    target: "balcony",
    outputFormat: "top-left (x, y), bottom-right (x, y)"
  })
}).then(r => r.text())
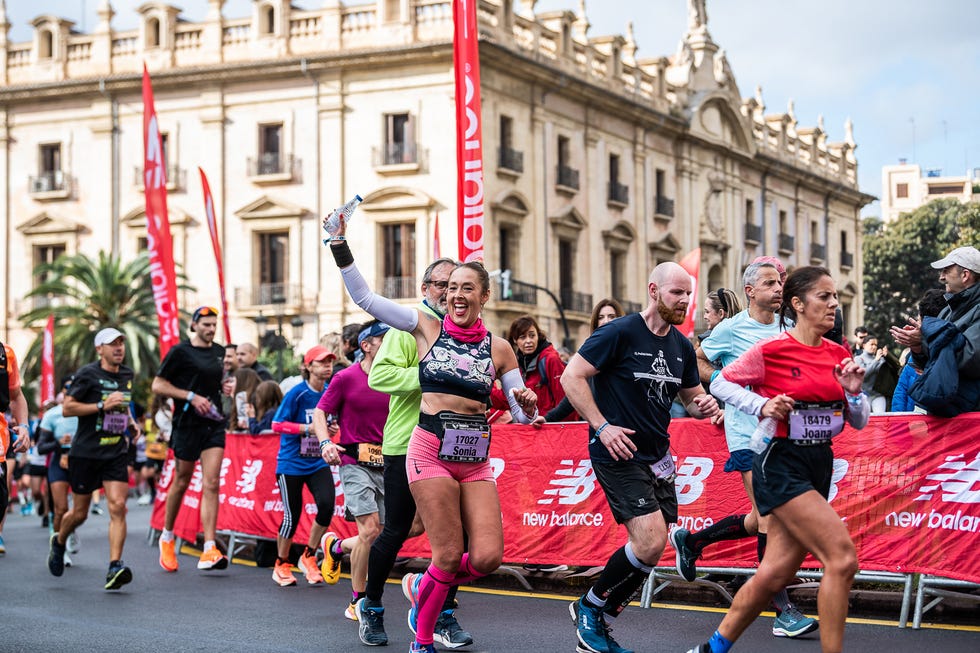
top-left (840, 250), bottom-right (854, 269)
top-left (381, 276), bottom-right (417, 300)
top-left (778, 232), bottom-right (795, 254)
top-left (373, 143), bottom-right (422, 173)
top-left (234, 283), bottom-right (307, 310)
top-left (556, 165), bottom-right (580, 193)
top-left (745, 222), bottom-right (763, 244)
top-left (497, 278), bottom-right (538, 305)
top-left (498, 146), bottom-right (524, 175)
top-left (560, 288), bottom-right (593, 313)
top-left (133, 165), bottom-right (185, 192)
top-left (810, 243), bottom-right (826, 263)
top-left (654, 196), bottom-right (675, 222)
top-left (246, 153), bottom-right (298, 183)
top-left (28, 171), bottom-right (71, 200)
top-left (617, 299), bottom-right (643, 314)
top-left (608, 181), bottom-right (629, 207)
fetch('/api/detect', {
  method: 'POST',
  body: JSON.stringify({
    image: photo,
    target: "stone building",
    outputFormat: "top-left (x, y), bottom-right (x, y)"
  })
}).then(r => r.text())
top-left (0, 0), bottom-right (872, 354)
top-left (880, 161), bottom-right (979, 223)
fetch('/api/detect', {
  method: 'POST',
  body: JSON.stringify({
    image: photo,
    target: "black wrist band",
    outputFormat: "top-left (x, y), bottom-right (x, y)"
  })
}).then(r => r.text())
top-left (330, 240), bottom-right (354, 267)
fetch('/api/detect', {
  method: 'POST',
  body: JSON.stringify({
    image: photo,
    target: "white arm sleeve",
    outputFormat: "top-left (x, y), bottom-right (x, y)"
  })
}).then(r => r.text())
top-left (500, 368), bottom-right (537, 424)
top-left (845, 394), bottom-right (870, 430)
top-left (710, 371), bottom-right (768, 416)
top-left (340, 263), bottom-right (419, 333)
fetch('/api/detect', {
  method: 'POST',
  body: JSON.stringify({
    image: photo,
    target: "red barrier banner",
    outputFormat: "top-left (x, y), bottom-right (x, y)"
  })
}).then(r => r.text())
top-left (150, 414), bottom-right (980, 583)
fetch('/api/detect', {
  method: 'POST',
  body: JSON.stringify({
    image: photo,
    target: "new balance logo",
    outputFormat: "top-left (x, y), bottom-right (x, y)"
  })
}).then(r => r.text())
top-left (538, 459), bottom-right (596, 505)
top-left (914, 452), bottom-right (980, 503)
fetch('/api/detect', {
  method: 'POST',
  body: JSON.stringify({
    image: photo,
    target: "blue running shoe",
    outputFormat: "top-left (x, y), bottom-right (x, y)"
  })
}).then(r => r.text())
top-left (574, 597), bottom-right (610, 653)
top-left (408, 642), bottom-right (435, 653)
top-left (434, 609), bottom-right (474, 649)
top-left (773, 605), bottom-right (819, 637)
top-left (402, 572), bottom-right (422, 635)
top-left (355, 598), bottom-right (388, 646)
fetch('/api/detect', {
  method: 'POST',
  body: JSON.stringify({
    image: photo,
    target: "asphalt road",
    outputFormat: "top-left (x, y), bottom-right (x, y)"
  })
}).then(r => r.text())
top-left (0, 502), bottom-right (976, 652)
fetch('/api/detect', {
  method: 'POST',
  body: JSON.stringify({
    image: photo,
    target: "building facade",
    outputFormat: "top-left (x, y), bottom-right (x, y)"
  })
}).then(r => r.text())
top-left (880, 161), bottom-right (979, 222)
top-left (0, 0), bottom-right (872, 355)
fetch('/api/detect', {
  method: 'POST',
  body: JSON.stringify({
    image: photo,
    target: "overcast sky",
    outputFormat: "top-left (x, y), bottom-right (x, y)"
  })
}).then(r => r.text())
top-left (9, 0), bottom-right (980, 216)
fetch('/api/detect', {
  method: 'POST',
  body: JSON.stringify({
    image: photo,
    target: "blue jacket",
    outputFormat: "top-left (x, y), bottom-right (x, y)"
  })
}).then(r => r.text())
top-left (890, 363), bottom-right (920, 412)
top-left (909, 317), bottom-right (980, 416)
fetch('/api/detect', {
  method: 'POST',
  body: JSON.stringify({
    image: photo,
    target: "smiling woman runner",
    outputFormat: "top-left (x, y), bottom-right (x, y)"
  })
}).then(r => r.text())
top-left (326, 219), bottom-right (540, 653)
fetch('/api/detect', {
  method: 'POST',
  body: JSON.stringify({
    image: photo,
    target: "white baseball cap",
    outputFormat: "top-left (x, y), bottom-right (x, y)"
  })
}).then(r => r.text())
top-left (930, 246), bottom-right (980, 274)
top-left (94, 327), bottom-right (125, 346)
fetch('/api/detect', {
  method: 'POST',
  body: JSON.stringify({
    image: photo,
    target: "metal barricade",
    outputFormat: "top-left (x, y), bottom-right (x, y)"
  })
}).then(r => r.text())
top-left (912, 575), bottom-right (980, 629)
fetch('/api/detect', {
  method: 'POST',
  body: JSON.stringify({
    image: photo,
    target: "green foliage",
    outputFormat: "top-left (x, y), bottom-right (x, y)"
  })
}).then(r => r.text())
top-left (18, 251), bottom-right (194, 409)
top-left (257, 349), bottom-right (302, 380)
top-left (862, 199), bottom-right (980, 344)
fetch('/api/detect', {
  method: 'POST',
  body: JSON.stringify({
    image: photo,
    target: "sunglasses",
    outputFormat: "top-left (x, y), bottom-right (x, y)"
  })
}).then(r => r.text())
top-left (193, 306), bottom-right (219, 320)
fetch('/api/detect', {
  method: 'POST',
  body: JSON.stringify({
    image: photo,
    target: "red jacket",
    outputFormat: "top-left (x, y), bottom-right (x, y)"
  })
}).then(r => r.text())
top-left (491, 342), bottom-right (567, 416)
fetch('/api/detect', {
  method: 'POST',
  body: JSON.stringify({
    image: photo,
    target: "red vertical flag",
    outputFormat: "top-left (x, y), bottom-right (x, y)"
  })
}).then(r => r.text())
top-left (433, 213), bottom-right (441, 259)
top-left (677, 247), bottom-right (702, 338)
top-left (453, 0), bottom-right (484, 263)
top-left (198, 168), bottom-right (232, 343)
top-left (40, 314), bottom-right (55, 407)
top-left (142, 66), bottom-right (181, 359)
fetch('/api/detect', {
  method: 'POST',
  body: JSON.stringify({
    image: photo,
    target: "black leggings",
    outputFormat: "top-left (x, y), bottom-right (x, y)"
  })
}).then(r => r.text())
top-left (0, 462), bottom-right (8, 519)
top-left (366, 455), bottom-right (417, 601)
top-left (276, 467), bottom-right (335, 540)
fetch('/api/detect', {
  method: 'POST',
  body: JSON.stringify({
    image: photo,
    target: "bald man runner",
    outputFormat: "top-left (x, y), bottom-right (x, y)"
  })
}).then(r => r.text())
top-left (561, 262), bottom-right (721, 653)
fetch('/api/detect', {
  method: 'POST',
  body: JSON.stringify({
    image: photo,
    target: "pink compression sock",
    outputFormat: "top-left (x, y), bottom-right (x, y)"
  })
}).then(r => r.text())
top-left (415, 564), bottom-right (455, 645)
top-left (452, 552), bottom-right (488, 585)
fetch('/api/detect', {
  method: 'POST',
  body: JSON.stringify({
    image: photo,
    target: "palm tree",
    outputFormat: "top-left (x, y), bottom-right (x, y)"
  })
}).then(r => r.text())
top-left (19, 251), bottom-right (192, 389)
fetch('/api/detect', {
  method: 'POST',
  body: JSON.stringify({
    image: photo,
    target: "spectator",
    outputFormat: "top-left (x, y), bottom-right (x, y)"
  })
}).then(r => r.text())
top-left (852, 325), bottom-right (869, 357)
top-left (853, 335), bottom-right (889, 413)
top-left (492, 315), bottom-right (567, 417)
top-left (695, 288), bottom-right (743, 386)
top-left (231, 368), bottom-right (262, 432)
top-left (248, 380), bottom-right (284, 434)
top-left (237, 342), bottom-right (274, 381)
top-left (891, 246), bottom-right (980, 413)
top-left (341, 323), bottom-right (363, 364)
top-left (891, 289), bottom-right (947, 412)
top-left (319, 332), bottom-right (350, 370)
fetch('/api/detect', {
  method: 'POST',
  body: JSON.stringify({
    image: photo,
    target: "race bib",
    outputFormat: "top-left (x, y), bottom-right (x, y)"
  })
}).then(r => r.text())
top-left (299, 436), bottom-right (321, 458)
top-left (788, 401), bottom-right (844, 442)
top-left (357, 443), bottom-right (384, 468)
top-left (438, 427), bottom-right (491, 463)
top-left (101, 412), bottom-right (129, 435)
top-left (649, 451), bottom-right (677, 481)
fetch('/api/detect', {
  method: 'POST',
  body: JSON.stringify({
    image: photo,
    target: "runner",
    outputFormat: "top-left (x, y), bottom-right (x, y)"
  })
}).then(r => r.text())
top-left (48, 328), bottom-right (139, 590)
top-left (357, 257), bottom-right (475, 648)
top-left (269, 345), bottom-right (337, 588)
top-left (326, 223), bottom-right (540, 653)
top-left (35, 377), bottom-right (80, 564)
top-left (151, 306), bottom-right (228, 572)
top-left (0, 338), bottom-right (30, 556)
top-left (314, 321), bottom-right (391, 620)
top-left (686, 266), bottom-right (869, 653)
top-left (561, 262), bottom-right (721, 653)
top-left (674, 260), bottom-right (818, 637)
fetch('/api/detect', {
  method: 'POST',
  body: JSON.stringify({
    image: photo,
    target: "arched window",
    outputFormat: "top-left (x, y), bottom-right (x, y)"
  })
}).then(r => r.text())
top-left (147, 17), bottom-right (161, 48)
top-left (39, 29), bottom-right (53, 59)
top-left (262, 5), bottom-right (276, 35)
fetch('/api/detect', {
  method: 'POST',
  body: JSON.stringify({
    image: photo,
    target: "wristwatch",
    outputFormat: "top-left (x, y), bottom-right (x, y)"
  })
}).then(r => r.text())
top-left (96, 400), bottom-right (105, 412)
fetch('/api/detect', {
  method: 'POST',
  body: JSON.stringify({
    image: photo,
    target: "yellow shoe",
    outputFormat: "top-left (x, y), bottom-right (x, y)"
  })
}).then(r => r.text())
top-left (319, 531), bottom-right (342, 585)
top-left (197, 547), bottom-right (228, 571)
top-left (344, 599), bottom-right (359, 621)
top-left (298, 550), bottom-right (324, 585)
top-left (272, 560), bottom-right (297, 587)
top-left (159, 538), bottom-right (178, 573)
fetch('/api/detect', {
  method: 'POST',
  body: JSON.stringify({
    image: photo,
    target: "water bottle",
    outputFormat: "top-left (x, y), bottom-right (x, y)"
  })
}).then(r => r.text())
top-left (322, 194), bottom-right (363, 242)
top-left (749, 416), bottom-right (778, 454)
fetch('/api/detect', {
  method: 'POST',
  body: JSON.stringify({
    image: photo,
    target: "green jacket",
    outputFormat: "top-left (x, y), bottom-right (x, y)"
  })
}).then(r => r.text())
top-left (368, 302), bottom-right (439, 455)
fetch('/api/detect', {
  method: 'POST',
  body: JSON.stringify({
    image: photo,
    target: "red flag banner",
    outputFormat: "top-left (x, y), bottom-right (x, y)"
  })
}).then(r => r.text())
top-left (142, 65), bottom-right (180, 359)
top-left (453, 0), bottom-right (484, 263)
top-left (199, 168), bottom-right (232, 343)
top-left (151, 414), bottom-right (980, 584)
top-left (677, 247), bottom-right (701, 338)
top-left (433, 213), bottom-right (441, 259)
top-left (40, 314), bottom-right (54, 407)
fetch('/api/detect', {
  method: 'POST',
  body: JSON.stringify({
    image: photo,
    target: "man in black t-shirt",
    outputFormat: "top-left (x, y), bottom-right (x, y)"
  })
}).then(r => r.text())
top-left (48, 327), bottom-right (138, 590)
top-left (561, 262), bottom-right (721, 653)
top-left (151, 306), bottom-right (228, 573)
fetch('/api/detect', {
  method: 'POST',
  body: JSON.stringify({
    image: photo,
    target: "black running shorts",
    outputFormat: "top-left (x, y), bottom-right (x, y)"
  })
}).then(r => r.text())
top-left (752, 439), bottom-right (833, 516)
top-left (592, 458), bottom-right (678, 525)
top-left (68, 455), bottom-right (129, 495)
top-left (171, 425), bottom-right (225, 462)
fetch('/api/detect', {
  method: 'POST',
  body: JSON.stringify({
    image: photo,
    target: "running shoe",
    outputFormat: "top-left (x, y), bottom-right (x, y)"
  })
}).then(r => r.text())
top-left (684, 646), bottom-right (710, 653)
top-left (409, 643), bottom-right (436, 653)
top-left (345, 599), bottom-right (359, 621)
top-left (63, 551), bottom-right (72, 568)
top-left (574, 596), bottom-right (612, 653)
top-left (0, 534), bottom-right (6, 555)
top-left (772, 605), bottom-right (819, 637)
top-left (137, 493), bottom-right (152, 506)
top-left (434, 609), bottom-right (474, 649)
top-left (48, 534), bottom-right (66, 577)
top-left (159, 538), bottom-right (179, 572)
top-left (669, 527), bottom-right (698, 582)
top-left (272, 559), bottom-right (297, 587)
top-left (402, 572), bottom-right (422, 634)
top-left (319, 531), bottom-right (342, 584)
top-left (104, 562), bottom-right (133, 590)
top-left (41, 513), bottom-right (49, 528)
top-left (66, 532), bottom-right (80, 554)
top-left (355, 598), bottom-right (388, 646)
top-left (523, 563), bottom-right (569, 573)
top-left (198, 547), bottom-right (229, 571)
top-left (298, 550), bottom-right (324, 585)
top-left (91, 503), bottom-right (104, 516)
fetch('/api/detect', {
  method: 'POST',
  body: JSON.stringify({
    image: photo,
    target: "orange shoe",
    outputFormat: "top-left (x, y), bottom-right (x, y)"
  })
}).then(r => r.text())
top-left (298, 550), bottom-right (324, 585)
top-left (159, 538), bottom-right (178, 573)
top-left (197, 547), bottom-right (228, 571)
top-left (319, 531), bottom-right (342, 585)
top-left (272, 560), bottom-right (297, 587)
